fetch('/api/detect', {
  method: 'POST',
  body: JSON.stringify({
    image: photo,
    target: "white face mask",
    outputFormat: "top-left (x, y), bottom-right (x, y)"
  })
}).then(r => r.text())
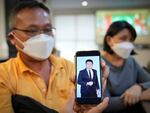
top-left (111, 42), bottom-right (134, 59)
top-left (14, 34), bottom-right (54, 60)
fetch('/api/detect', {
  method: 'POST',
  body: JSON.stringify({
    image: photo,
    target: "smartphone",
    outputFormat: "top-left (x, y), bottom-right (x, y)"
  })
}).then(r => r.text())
top-left (75, 50), bottom-right (102, 104)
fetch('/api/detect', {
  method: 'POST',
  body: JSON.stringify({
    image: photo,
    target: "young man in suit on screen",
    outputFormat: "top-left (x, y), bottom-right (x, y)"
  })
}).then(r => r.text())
top-left (78, 59), bottom-right (100, 98)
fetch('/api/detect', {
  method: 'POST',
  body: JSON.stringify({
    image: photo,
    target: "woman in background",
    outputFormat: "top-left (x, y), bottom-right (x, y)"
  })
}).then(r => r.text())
top-left (102, 21), bottom-right (150, 113)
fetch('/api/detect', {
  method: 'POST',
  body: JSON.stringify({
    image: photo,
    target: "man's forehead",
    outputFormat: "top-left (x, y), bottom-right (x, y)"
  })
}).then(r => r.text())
top-left (15, 8), bottom-right (51, 27)
top-left (86, 62), bottom-right (93, 64)
top-left (17, 7), bottom-right (49, 15)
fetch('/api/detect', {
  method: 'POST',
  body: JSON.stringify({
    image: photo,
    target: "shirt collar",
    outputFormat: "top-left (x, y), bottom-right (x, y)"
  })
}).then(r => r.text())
top-left (48, 54), bottom-right (63, 69)
top-left (16, 53), bottom-right (33, 73)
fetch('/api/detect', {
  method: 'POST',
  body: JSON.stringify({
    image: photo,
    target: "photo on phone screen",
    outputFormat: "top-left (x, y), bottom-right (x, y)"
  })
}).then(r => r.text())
top-left (75, 51), bottom-right (102, 104)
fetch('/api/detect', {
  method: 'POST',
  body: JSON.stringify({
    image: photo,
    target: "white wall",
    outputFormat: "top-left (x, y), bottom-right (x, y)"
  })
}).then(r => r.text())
top-left (133, 49), bottom-right (150, 67)
top-left (0, 0), bottom-right (9, 60)
top-left (54, 14), bottom-right (98, 61)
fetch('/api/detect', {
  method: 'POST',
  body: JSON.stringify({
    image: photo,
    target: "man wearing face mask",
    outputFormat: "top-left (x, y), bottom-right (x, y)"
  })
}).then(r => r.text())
top-left (0, 1), bottom-right (109, 113)
top-left (101, 21), bottom-right (150, 113)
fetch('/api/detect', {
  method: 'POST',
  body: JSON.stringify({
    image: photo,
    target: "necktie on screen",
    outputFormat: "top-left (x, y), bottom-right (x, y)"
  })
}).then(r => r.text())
top-left (89, 70), bottom-right (92, 79)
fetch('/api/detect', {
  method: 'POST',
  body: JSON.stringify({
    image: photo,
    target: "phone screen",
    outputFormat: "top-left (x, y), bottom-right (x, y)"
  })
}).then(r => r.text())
top-left (75, 51), bottom-right (102, 104)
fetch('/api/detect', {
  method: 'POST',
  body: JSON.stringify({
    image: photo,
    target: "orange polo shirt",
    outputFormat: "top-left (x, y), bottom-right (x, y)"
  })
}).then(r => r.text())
top-left (0, 54), bottom-right (75, 113)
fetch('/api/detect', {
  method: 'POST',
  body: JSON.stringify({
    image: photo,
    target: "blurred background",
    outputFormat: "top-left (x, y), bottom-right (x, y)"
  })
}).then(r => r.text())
top-left (0, 0), bottom-right (150, 71)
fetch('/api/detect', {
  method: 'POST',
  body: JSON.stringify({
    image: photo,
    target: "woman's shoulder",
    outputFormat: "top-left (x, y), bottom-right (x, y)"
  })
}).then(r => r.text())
top-left (124, 57), bottom-right (142, 71)
top-left (126, 56), bottom-right (137, 65)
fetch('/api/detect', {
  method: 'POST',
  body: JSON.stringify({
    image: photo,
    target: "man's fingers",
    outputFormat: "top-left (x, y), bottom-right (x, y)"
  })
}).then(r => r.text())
top-left (102, 79), bottom-right (107, 92)
top-left (101, 62), bottom-right (109, 92)
top-left (87, 97), bottom-right (109, 113)
top-left (101, 60), bottom-right (109, 81)
top-left (96, 97), bottom-right (109, 112)
top-left (121, 93), bottom-right (125, 98)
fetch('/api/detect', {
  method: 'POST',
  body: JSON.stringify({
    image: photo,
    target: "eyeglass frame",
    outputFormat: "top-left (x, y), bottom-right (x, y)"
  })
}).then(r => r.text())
top-left (11, 27), bottom-right (56, 37)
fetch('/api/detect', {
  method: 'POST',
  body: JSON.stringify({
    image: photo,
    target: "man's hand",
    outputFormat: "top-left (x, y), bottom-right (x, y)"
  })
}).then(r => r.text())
top-left (84, 97), bottom-right (109, 113)
top-left (66, 60), bottom-right (109, 113)
top-left (101, 60), bottom-right (109, 92)
top-left (86, 81), bottom-right (93, 86)
top-left (74, 60), bottom-right (109, 112)
top-left (60, 89), bottom-right (109, 113)
top-left (121, 84), bottom-right (142, 106)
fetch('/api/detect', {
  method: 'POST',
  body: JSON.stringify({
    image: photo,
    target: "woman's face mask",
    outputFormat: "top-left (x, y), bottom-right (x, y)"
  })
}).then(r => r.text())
top-left (12, 33), bottom-right (54, 61)
top-left (111, 42), bottom-right (134, 59)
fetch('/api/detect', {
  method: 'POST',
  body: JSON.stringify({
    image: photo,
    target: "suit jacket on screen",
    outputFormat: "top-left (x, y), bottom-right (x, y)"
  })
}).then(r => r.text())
top-left (77, 68), bottom-right (99, 98)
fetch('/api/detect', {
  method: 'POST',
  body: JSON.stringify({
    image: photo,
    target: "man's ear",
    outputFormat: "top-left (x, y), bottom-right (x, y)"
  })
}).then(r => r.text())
top-left (8, 32), bottom-right (15, 45)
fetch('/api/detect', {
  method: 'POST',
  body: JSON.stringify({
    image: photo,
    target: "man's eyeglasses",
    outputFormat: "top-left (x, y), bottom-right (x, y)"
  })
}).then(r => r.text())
top-left (12, 27), bottom-right (56, 36)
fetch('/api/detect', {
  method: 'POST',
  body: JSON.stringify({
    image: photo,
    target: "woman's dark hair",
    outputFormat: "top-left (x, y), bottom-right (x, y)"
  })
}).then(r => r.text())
top-left (9, 0), bottom-right (50, 29)
top-left (103, 21), bottom-right (137, 54)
